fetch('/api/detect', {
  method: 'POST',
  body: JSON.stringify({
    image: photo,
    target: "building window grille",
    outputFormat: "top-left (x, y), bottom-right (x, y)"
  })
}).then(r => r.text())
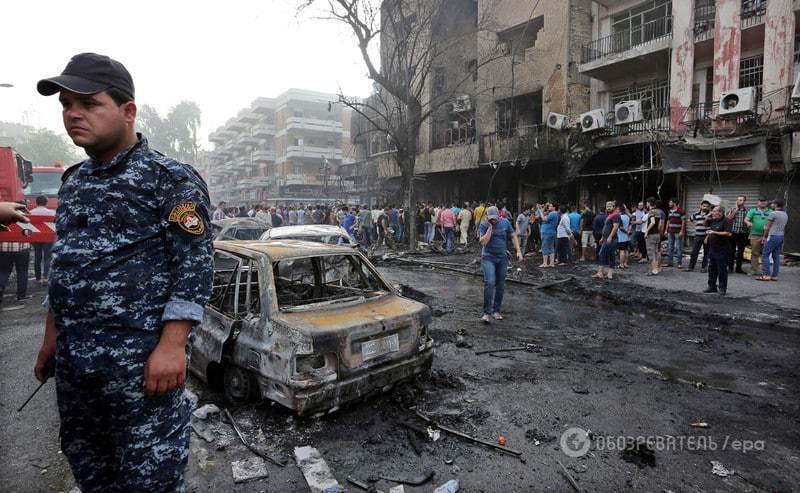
top-left (739, 54), bottom-right (764, 101)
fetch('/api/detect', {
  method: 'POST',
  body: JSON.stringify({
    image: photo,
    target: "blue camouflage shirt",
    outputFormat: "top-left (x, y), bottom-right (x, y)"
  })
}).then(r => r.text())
top-left (49, 135), bottom-right (213, 370)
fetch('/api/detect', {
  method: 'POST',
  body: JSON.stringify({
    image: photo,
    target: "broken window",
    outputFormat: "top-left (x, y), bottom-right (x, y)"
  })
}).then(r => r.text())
top-left (237, 259), bottom-right (261, 315)
top-left (497, 16), bottom-right (544, 65)
top-left (209, 251), bottom-right (242, 317)
top-left (495, 91), bottom-right (543, 137)
top-left (273, 254), bottom-right (388, 311)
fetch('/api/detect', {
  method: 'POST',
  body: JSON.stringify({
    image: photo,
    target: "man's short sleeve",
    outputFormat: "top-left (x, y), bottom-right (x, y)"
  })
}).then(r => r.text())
top-left (156, 163), bottom-right (213, 324)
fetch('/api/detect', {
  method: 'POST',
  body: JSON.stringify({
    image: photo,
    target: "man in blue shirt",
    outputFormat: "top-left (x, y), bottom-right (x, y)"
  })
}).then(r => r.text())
top-left (479, 206), bottom-right (523, 323)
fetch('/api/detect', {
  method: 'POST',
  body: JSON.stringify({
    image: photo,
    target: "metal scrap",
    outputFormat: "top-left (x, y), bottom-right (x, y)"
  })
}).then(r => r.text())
top-left (378, 468), bottom-right (435, 486)
top-left (557, 460), bottom-right (583, 493)
top-left (224, 409), bottom-right (286, 467)
top-left (295, 446), bottom-right (343, 493)
top-left (415, 411), bottom-right (522, 457)
top-left (474, 343), bottom-right (536, 356)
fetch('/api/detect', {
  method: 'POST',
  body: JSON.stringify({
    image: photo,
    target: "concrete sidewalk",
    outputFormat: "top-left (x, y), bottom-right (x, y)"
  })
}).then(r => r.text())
top-left (604, 259), bottom-right (799, 311)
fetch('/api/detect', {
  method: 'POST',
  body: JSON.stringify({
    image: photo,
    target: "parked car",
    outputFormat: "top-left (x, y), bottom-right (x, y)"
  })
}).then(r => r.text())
top-left (212, 218), bottom-right (270, 241)
top-left (260, 224), bottom-right (358, 247)
top-left (190, 240), bottom-right (434, 415)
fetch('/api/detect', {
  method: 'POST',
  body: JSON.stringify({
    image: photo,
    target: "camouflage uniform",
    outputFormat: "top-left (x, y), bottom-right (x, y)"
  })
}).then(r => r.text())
top-left (48, 135), bottom-right (213, 492)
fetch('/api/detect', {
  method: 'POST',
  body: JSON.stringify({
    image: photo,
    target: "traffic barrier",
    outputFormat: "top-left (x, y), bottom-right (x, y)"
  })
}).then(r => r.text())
top-left (0, 215), bottom-right (56, 244)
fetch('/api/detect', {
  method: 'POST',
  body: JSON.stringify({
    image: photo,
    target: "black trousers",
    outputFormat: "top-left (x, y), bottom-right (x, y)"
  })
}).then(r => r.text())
top-left (728, 232), bottom-right (748, 270)
top-left (689, 236), bottom-right (709, 270)
top-left (634, 231), bottom-right (647, 259)
top-left (33, 243), bottom-right (53, 281)
top-left (708, 249), bottom-right (728, 291)
top-left (0, 250), bottom-right (30, 298)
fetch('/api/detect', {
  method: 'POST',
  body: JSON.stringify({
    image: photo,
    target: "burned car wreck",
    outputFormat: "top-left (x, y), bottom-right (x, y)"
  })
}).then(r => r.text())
top-left (190, 240), bottom-right (434, 415)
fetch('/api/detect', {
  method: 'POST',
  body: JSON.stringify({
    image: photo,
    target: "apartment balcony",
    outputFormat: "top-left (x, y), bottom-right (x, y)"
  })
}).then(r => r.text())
top-left (481, 125), bottom-right (565, 164)
top-left (252, 149), bottom-right (276, 163)
top-left (252, 123), bottom-right (276, 138)
top-left (580, 16), bottom-right (672, 80)
top-left (251, 97), bottom-right (276, 114)
top-left (741, 0), bottom-right (767, 30)
top-left (238, 133), bottom-right (261, 147)
top-left (281, 117), bottom-right (343, 135)
top-left (239, 108), bottom-right (260, 124)
top-left (209, 129), bottom-right (235, 144)
top-left (585, 106), bottom-right (672, 144)
top-left (283, 145), bottom-right (343, 161)
top-left (226, 118), bottom-right (248, 132)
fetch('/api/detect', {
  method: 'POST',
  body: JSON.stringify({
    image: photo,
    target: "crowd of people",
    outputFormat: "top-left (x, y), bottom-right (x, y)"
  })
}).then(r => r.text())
top-left (211, 196), bottom-right (790, 296)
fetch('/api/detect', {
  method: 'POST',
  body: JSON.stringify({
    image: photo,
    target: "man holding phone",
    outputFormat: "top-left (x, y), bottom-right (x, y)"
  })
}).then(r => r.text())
top-left (479, 206), bottom-right (523, 323)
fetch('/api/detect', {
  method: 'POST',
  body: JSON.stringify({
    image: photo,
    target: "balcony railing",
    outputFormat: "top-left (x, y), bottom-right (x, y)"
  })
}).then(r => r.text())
top-left (582, 16), bottom-right (672, 64)
top-left (432, 123), bottom-right (476, 150)
top-left (481, 124), bottom-right (564, 163)
top-left (599, 105), bottom-right (672, 137)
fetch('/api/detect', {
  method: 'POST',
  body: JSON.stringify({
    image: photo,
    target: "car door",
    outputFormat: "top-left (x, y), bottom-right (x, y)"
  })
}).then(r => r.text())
top-left (190, 250), bottom-right (243, 380)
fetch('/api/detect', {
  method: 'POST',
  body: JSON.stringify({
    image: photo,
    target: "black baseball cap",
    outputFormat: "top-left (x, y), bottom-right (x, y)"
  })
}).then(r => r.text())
top-left (37, 52), bottom-right (134, 100)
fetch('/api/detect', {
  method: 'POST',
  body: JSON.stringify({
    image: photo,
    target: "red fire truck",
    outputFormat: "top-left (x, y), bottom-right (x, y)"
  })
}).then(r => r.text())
top-left (0, 147), bottom-right (57, 243)
top-left (24, 163), bottom-right (64, 210)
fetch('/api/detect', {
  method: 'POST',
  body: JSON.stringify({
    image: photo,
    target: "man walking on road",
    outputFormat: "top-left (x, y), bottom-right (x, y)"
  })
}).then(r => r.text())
top-left (479, 206), bottom-right (523, 324)
top-left (704, 206), bottom-right (732, 295)
top-left (758, 199), bottom-right (788, 282)
top-left (34, 53), bottom-right (213, 492)
top-left (726, 195), bottom-right (749, 273)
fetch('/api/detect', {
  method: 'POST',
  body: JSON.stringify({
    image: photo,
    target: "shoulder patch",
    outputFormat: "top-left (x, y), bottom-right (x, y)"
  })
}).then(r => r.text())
top-left (169, 202), bottom-right (205, 235)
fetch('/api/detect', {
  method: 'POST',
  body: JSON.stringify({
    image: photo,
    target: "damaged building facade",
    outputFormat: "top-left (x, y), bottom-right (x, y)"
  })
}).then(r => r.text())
top-left (576, 0), bottom-right (799, 251)
top-left (357, 0), bottom-right (799, 250)
top-left (207, 89), bottom-right (356, 206)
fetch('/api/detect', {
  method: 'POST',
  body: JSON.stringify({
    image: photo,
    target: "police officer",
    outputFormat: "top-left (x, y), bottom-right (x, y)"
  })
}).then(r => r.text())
top-left (33, 53), bottom-right (213, 492)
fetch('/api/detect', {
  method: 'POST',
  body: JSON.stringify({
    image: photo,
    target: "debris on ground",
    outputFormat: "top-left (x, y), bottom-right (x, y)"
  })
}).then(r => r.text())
top-left (474, 343), bottom-right (536, 356)
top-left (388, 485), bottom-right (406, 493)
top-left (225, 409), bottom-right (286, 467)
top-left (433, 479), bottom-right (460, 493)
top-left (689, 422), bottom-right (710, 428)
top-left (685, 338), bottom-right (707, 344)
top-left (294, 446), bottom-right (343, 493)
top-left (557, 461), bottom-right (583, 493)
top-left (710, 460), bottom-right (735, 477)
top-left (231, 456), bottom-right (270, 483)
top-left (571, 386), bottom-right (589, 394)
top-left (379, 468), bottom-right (435, 486)
top-left (620, 442), bottom-right (656, 468)
top-left (427, 426), bottom-right (441, 442)
top-left (191, 419), bottom-right (216, 443)
top-left (192, 403), bottom-right (221, 420)
top-left (525, 428), bottom-right (556, 445)
top-left (347, 475), bottom-right (385, 492)
top-left (416, 411), bottom-right (522, 457)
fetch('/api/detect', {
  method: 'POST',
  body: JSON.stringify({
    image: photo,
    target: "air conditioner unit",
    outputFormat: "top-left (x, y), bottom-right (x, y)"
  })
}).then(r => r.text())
top-left (791, 72), bottom-right (800, 100)
top-left (718, 87), bottom-right (757, 116)
top-left (546, 112), bottom-right (570, 130)
top-left (614, 100), bottom-right (643, 125)
top-left (452, 95), bottom-right (472, 112)
top-left (580, 109), bottom-right (606, 133)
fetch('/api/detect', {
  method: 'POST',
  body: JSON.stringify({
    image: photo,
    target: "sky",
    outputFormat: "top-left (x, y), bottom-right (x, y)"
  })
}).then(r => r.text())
top-left (0, 0), bottom-right (373, 146)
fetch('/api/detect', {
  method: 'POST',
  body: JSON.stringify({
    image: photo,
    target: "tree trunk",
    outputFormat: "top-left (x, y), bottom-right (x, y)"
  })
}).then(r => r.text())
top-left (404, 171), bottom-right (415, 251)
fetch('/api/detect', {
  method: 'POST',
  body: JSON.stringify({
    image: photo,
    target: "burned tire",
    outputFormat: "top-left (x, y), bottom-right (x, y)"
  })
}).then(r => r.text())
top-left (223, 364), bottom-right (257, 404)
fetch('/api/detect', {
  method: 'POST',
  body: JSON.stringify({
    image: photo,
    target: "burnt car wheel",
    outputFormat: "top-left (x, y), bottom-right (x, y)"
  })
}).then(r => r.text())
top-left (223, 364), bottom-right (256, 404)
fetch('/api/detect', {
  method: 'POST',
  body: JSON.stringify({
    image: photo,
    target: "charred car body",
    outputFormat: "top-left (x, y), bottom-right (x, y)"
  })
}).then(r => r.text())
top-left (190, 240), bottom-right (434, 415)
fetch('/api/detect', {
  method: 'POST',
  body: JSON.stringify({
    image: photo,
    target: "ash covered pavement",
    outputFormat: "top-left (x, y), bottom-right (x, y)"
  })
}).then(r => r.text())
top-left (2, 252), bottom-right (799, 492)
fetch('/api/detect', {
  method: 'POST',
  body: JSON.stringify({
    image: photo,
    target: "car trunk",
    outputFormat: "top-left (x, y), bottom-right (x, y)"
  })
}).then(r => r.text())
top-left (276, 294), bottom-right (427, 376)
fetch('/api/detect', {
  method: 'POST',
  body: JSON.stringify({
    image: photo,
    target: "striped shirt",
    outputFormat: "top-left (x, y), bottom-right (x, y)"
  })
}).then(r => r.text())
top-left (0, 241), bottom-right (30, 252)
top-left (730, 207), bottom-right (748, 234)
top-left (691, 211), bottom-right (708, 236)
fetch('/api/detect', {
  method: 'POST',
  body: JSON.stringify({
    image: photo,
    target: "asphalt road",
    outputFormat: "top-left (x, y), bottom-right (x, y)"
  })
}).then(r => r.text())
top-left (1, 256), bottom-right (799, 492)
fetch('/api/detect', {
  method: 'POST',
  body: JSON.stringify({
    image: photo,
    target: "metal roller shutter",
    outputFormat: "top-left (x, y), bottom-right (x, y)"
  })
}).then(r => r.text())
top-left (683, 179), bottom-right (762, 234)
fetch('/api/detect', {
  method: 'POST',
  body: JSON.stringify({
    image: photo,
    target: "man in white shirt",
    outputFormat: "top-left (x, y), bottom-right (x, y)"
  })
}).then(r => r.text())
top-left (29, 195), bottom-right (57, 284)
